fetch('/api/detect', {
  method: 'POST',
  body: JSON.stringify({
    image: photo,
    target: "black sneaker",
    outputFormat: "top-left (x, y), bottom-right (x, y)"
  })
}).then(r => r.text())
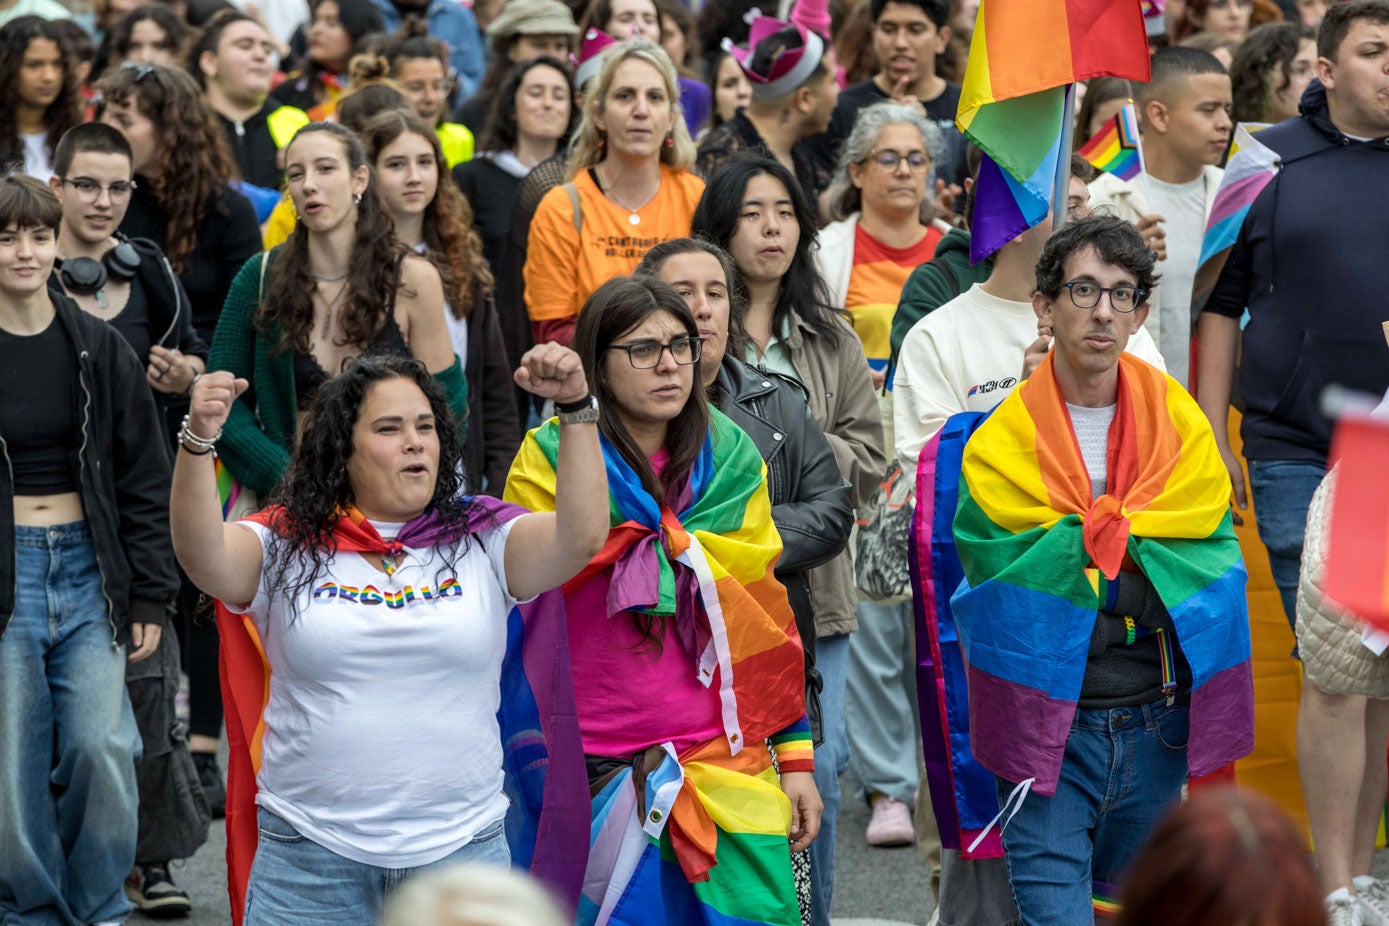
top-left (125, 863), bottom-right (192, 918)
top-left (192, 751), bottom-right (226, 820)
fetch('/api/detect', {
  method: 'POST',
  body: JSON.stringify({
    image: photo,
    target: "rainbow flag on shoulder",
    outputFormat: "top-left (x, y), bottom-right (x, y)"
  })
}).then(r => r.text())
top-left (1076, 102), bottom-right (1143, 181)
top-left (951, 352), bottom-right (1254, 795)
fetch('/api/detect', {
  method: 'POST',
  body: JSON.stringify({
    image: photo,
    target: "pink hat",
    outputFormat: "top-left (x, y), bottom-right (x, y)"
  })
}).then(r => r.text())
top-left (789, 0), bottom-right (830, 40)
top-left (572, 28), bottom-right (618, 89)
top-left (722, 13), bottom-right (825, 100)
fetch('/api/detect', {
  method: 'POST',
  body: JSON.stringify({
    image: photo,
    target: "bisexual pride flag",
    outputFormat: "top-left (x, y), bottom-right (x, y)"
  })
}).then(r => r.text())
top-left (950, 352), bottom-right (1255, 795)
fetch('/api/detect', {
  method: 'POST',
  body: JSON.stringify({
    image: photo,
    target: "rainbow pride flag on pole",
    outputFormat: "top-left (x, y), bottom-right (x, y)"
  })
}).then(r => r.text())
top-left (958, 0), bottom-right (1151, 263)
top-left (951, 352), bottom-right (1255, 795)
top-left (1076, 102), bottom-right (1143, 181)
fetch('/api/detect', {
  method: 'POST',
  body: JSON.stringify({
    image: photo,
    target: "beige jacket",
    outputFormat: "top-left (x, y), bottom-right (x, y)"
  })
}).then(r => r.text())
top-left (781, 310), bottom-right (887, 636)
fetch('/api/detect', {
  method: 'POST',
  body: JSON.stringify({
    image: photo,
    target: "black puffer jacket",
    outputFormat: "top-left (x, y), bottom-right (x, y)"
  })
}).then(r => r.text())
top-left (0, 293), bottom-right (180, 641)
top-left (712, 357), bottom-right (854, 653)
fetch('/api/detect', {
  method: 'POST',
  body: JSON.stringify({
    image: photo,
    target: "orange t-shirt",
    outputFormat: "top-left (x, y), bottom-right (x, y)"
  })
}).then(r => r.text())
top-left (845, 223), bottom-right (943, 373)
top-left (524, 164), bottom-right (706, 332)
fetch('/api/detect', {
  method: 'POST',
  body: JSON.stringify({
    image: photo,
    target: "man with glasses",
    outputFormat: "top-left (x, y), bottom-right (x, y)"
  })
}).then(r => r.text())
top-left (947, 214), bottom-right (1253, 924)
top-left (47, 122), bottom-right (210, 919)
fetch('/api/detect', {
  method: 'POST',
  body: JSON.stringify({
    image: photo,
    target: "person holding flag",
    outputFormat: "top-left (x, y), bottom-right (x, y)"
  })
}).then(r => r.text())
top-left (1087, 47), bottom-right (1231, 390)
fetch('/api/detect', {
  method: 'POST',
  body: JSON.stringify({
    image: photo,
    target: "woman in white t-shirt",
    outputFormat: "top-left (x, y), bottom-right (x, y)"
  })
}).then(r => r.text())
top-left (169, 351), bottom-right (608, 924)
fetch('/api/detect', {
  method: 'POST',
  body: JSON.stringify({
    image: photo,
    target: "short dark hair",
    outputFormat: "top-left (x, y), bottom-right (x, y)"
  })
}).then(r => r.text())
top-left (0, 173), bottom-right (62, 233)
top-left (1034, 215), bottom-right (1159, 304)
top-left (1318, 0), bottom-right (1389, 61)
top-left (1136, 46), bottom-right (1228, 105)
top-left (187, 8), bottom-right (261, 90)
top-left (870, 0), bottom-right (949, 30)
top-left (1069, 153), bottom-right (1097, 185)
top-left (53, 122), bottom-right (133, 178)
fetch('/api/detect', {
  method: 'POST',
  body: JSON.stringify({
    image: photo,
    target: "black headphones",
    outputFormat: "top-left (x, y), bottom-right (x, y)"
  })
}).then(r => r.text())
top-left (59, 240), bottom-right (141, 296)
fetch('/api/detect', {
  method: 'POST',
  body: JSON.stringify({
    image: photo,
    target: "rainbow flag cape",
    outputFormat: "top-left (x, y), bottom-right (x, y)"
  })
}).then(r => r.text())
top-left (1076, 102), bottom-right (1143, 181)
top-left (1190, 124), bottom-right (1277, 325)
top-left (217, 497), bottom-right (589, 924)
top-left (504, 410), bottom-right (809, 925)
top-left (957, 0), bottom-right (1151, 263)
top-left (951, 352), bottom-right (1254, 795)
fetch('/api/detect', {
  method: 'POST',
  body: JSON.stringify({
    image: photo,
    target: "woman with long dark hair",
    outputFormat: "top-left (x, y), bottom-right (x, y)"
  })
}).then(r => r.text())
top-left (1230, 21), bottom-right (1317, 124)
top-left (98, 63), bottom-right (261, 344)
top-left (270, 0), bottom-right (385, 120)
top-left (0, 16), bottom-right (84, 182)
top-left (692, 156), bottom-right (884, 924)
top-left (505, 274), bottom-right (821, 925)
top-left (171, 351), bottom-right (608, 924)
top-left (209, 121), bottom-right (465, 500)
top-left (364, 109), bottom-right (521, 492)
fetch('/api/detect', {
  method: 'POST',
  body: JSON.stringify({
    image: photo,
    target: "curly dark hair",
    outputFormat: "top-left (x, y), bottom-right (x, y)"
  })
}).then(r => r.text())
top-left (257, 121), bottom-right (411, 356)
top-left (103, 5), bottom-right (191, 76)
top-left (1230, 22), bottom-right (1315, 123)
top-left (479, 56), bottom-right (577, 154)
top-left (263, 354), bottom-right (481, 604)
top-left (0, 17), bottom-right (84, 177)
top-left (1033, 214), bottom-right (1160, 304)
top-left (361, 109), bottom-right (493, 318)
top-left (691, 157), bottom-right (844, 342)
top-left (96, 63), bottom-right (239, 275)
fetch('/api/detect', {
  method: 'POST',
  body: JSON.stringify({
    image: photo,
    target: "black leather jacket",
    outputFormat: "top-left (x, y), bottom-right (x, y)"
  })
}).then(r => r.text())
top-left (712, 357), bottom-right (853, 649)
top-left (0, 293), bottom-right (180, 642)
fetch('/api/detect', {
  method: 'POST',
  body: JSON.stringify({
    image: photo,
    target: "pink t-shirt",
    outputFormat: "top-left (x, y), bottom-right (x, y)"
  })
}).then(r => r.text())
top-left (567, 449), bottom-right (724, 757)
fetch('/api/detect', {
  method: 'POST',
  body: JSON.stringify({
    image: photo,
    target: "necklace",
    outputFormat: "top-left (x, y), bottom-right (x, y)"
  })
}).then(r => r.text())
top-left (315, 280), bottom-right (348, 339)
top-left (312, 270), bottom-right (349, 282)
top-left (597, 168), bottom-right (657, 226)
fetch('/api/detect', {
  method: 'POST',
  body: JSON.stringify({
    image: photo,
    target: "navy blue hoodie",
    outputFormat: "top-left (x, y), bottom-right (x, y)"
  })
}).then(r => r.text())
top-left (1205, 80), bottom-right (1389, 464)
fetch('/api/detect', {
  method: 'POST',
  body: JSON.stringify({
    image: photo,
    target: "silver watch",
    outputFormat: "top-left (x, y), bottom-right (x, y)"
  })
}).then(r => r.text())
top-left (556, 394), bottom-right (600, 425)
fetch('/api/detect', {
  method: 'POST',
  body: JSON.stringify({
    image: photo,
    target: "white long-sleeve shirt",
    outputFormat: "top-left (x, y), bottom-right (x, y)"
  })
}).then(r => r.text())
top-left (893, 283), bottom-right (1167, 472)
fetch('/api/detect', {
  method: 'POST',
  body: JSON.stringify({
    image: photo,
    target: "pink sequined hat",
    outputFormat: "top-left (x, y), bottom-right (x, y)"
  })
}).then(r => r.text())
top-left (722, 12), bottom-right (825, 100)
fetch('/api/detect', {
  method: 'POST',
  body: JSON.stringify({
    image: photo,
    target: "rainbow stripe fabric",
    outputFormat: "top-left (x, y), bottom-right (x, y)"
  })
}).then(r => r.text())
top-left (1076, 102), bottom-right (1143, 181)
top-left (1191, 124), bottom-right (1278, 322)
top-left (505, 410), bottom-right (810, 925)
top-left (217, 498), bottom-right (590, 924)
top-left (957, 0), bottom-right (1150, 263)
top-left (951, 352), bottom-right (1255, 795)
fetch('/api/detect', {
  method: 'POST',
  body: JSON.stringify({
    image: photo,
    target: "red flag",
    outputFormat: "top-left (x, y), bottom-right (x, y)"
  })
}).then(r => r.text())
top-left (1325, 414), bottom-right (1389, 630)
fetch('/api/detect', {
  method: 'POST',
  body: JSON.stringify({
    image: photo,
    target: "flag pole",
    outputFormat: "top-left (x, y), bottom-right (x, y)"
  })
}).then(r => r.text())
top-left (1052, 83), bottom-right (1076, 230)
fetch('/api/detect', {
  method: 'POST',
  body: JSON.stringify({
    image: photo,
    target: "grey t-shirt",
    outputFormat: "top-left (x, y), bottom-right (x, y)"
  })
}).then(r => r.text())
top-left (1145, 174), bottom-right (1207, 390)
top-left (1067, 402), bottom-right (1117, 499)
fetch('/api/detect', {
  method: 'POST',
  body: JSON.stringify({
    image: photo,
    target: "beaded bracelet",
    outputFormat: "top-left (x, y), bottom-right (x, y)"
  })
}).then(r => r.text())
top-left (178, 414), bottom-right (221, 456)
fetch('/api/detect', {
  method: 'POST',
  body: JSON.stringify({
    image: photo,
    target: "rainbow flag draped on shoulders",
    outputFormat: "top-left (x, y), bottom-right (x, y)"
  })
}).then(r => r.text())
top-left (504, 409), bottom-right (809, 926)
top-left (959, 0), bottom-right (1151, 263)
top-left (951, 353), bottom-right (1254, 795)
top-left (216, 497), bottom-right (589, 925)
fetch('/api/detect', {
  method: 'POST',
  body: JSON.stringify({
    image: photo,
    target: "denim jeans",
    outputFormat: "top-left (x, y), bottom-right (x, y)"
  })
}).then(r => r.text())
top-left (808, 633), bottom-right (850, 926)
top-left (244, 807), bottom-right (511, 926)
top-left (1247, 460), bottom-right (1326, 630)
top-left (0, 523), bottom-right (141, 926)
top-left (997, 699), bottom-right (1189, 926)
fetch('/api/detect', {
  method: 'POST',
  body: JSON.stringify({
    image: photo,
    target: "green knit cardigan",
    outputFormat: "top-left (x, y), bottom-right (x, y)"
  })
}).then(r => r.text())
top-left (208, 251), bottom-right (469, 497)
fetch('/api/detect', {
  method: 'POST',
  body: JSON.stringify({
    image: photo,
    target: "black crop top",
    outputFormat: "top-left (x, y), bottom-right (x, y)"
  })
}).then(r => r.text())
top-left (0, 317), bottom-right (79, 495)
top-left (292, 314), bottom-right (411, 411)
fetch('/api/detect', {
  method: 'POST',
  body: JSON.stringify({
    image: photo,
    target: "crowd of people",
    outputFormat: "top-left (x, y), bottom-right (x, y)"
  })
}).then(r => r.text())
top-left (0, 0), bottom-right (1386, 924)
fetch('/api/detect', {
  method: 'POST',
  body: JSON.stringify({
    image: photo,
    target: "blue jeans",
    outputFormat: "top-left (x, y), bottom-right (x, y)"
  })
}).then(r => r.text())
top-left (244, 808), bottom-right (511, 925)
top-left (0, 523), bottom-right (140, 926)
top-left (1247, 460), bottom-right (1326, 630)
top-left (997, 699), bottom-right (1189, 926)
top-left (808, 633), bottom-right (850, 926)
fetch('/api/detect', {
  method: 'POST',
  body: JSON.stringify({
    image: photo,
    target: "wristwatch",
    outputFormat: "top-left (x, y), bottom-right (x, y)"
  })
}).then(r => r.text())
top-left (556, 394), bottom-right (600, 425)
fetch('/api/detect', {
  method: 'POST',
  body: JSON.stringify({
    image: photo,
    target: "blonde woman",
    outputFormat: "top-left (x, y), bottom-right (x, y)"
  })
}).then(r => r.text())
top-left (523, 40), bottom-right (704, 346)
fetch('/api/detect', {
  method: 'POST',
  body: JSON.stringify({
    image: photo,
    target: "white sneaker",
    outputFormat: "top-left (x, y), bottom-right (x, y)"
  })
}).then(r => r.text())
top-left (1356, 877), bottom-right (1389, 926)
top-left (1328, 890), bottom-right (1365, 926)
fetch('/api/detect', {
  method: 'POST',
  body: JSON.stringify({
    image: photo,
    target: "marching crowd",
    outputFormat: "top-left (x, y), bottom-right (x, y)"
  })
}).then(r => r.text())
top-left (1, 0), bottom-right (1388, 923)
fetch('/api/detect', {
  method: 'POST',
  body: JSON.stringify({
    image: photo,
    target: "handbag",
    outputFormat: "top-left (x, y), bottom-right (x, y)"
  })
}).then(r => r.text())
top-left (854, 462), bottom-right (915, 602)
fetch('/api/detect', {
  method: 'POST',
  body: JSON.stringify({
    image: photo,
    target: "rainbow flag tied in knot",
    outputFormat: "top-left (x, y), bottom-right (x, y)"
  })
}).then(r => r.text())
top-left (505, 409), bottom-right (810, 926)
top-left (951, 352), bottom-right (1255, 795)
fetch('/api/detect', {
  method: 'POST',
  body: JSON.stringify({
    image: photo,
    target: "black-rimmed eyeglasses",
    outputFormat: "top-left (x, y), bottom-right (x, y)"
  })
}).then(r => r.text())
top-left (607, 336), bottom-right (703, 369)
top-left (1061, 281), bottom-right (1147, 313)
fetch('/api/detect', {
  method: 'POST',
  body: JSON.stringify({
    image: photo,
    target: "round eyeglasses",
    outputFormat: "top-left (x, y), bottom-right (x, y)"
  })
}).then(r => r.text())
top-left (1061, 281), bottom-right (1147, 313)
